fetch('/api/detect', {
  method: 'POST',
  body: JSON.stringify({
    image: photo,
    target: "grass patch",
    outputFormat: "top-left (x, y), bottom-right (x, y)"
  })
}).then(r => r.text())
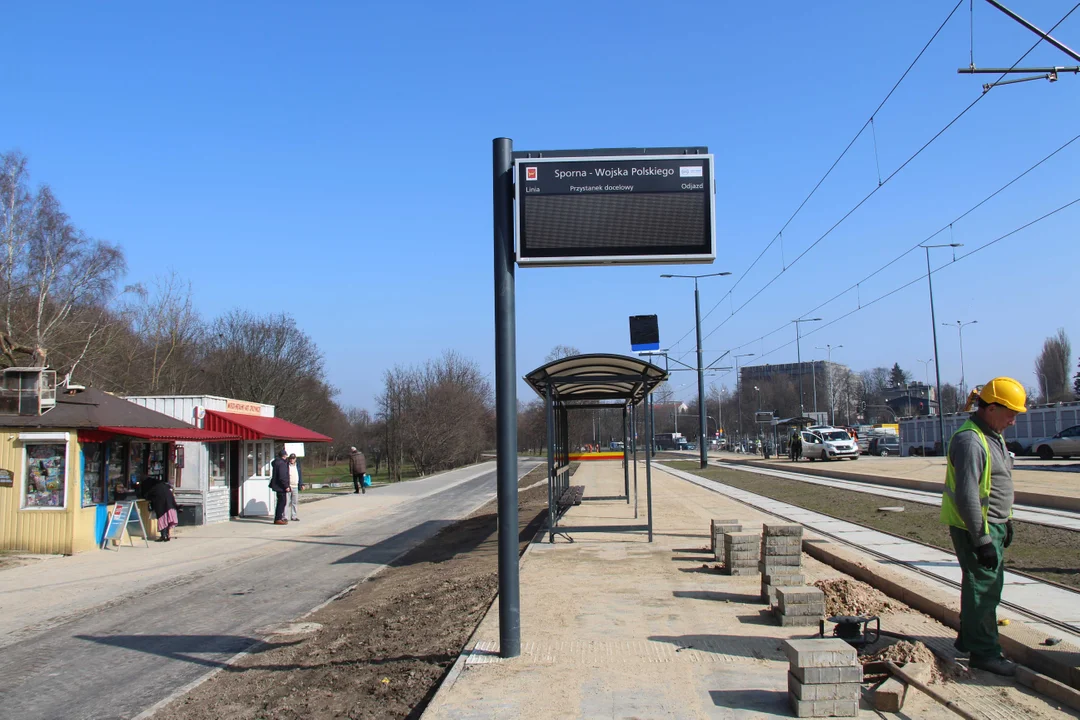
top-left (668, 461), bottom-right (1080, 590)
top-left (301, 461), bottom-right (422, 485)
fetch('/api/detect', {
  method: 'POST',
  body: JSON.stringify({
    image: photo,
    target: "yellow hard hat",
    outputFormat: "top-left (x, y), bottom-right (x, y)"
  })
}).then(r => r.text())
top-left (974, 376), bottom-right (1027, 413)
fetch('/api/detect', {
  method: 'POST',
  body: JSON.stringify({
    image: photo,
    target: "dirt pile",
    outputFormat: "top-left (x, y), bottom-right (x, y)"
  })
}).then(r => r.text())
top-left (813, 578), bottom-right (903, 617)
top-left (865, 640), bottom-right (944, 684)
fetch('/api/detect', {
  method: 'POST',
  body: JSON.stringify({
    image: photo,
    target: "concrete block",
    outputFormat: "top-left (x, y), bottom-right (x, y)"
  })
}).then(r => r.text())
top-left (873, 677), bottom-right (907, 712)
top-left (724, 531), bottom-right (760, 546)
top-left (759, 557), bottom-right (802, 570)
top-left (792, 665), bottom-right (862, 684)
top-left (777, 613), bottom-right (821, 627)
top-left (789, 695), bottom-right (858, 718)
top-left (711, 518), bottom-right (740, 532)
top-left (764, 573), bottom-right (805, 586)
top-left (782, 639), bottom-right (858, 669)
top-left (725, 549), bottom-right (760, 561)
top-left (777, 587), bottom-right (825, 609)
top-left (780, 602), bottom-right (826, 617)
top-left (763, 536), bottom-right (802, 549)
top-left (764, 523), bottom-right (803, 537)
top-left (1017, 665), bottom-right (1080, 714)
top-left (764, 548), bottom-right (807, 561)
top-left (788, 673), bottom-right (860, 701)
top-left (728, 566), bottom-right (759, 576)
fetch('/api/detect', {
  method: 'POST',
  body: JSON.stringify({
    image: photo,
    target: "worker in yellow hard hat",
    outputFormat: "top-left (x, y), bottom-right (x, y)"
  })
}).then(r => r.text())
top-left (940, 376), bottom-right (1026, 676)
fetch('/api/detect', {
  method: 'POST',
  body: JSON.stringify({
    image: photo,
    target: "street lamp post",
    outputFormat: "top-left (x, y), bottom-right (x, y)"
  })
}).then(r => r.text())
top-left (942, 320), bottom-right (977, 400)
top-left (816, 344), bottom-right (843, 425)
top-left (921, 243), bottom-right (962, 455)
top-left (661, 271), bottom-right (731, 469)
top-left (734, 353), bottom-right (754, 450)
top-left (792, 318), bottom-right (822, 415)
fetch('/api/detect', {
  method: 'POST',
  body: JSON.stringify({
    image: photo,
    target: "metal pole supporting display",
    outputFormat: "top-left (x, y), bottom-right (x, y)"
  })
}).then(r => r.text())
top-left (645, 391), bottom-right (654, 542)
top-left (492, 137), bottom-right (520, 658)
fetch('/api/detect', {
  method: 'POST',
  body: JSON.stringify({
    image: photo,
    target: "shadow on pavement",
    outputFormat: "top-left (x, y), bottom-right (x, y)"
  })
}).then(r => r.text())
top-left (74, 634), bottom-right (301, 669)
top-left (647, 633), bottom-right (783, 660)
top-left (709, 688), bottom-right (787, 711)
top-left (673, 589), bottom-right (762, 604)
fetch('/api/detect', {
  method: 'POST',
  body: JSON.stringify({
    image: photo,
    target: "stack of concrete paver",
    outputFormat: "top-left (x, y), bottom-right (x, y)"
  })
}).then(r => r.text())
top-left (774, 586), bottom-right (826, 627)
top-left (723, 530), bottom-right (760, 575)
top-left (710, 518), bottom-right (741, 560)
top-left (782, 638), bottom-right (861, 717)
top-left (759, 523), bottom-right (805, 605)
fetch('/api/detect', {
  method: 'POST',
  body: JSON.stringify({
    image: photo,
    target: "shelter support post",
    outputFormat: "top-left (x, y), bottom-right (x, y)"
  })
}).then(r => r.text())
top-left (645, 392), bottom-right (654, 542)
top-left (492, 137), bottom-right (519, 658)
top-left (622, 406), bottom-right (630, 502)
top-left (546, 386), bottom-right (555, 543)
top-left (632, 403), bottom-right (639, 519)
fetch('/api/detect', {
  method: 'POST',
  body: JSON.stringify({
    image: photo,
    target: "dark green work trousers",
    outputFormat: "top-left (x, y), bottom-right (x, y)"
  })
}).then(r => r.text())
top-left (950, 521), bottom-right (1007, 660)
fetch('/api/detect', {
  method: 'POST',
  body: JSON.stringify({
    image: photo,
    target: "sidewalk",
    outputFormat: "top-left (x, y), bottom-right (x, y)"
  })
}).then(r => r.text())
top-left (0, 462), bottom-right (496, 648)
top-left (422, 461), bottom-right (1072, 720)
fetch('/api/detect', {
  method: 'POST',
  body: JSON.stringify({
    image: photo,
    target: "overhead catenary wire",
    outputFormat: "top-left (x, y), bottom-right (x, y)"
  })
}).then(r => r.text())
top-left (703, 130), bottom-right (1080, 368)
top-left (694, 1), bottom-right (1080, 349)
top-left (722, 194), bottom-right (1080, 370)
top-left (665, 1), bottom-right (967, 358)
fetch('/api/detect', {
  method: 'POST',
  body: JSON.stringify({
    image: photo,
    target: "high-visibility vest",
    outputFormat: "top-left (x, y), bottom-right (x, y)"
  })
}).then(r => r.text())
top-left (940, 419), bottom-right (992, 535)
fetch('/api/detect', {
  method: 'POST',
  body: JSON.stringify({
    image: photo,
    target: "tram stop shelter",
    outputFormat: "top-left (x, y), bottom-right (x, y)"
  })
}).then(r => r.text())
top-left (524, 353), bottom-right (667, 543)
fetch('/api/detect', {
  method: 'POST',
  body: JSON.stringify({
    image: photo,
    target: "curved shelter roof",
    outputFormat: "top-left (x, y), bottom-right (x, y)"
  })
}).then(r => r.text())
top-left (524, 353), bottom-right (668, 407)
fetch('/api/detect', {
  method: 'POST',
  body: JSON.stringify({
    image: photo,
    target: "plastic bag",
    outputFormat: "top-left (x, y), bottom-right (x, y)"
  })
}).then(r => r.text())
top-left (362, 473), bottom-right (372, 488)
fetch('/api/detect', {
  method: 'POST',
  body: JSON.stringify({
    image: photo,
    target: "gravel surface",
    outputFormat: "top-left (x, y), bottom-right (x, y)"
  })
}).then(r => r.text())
top-left (813, 577), bottom-right (905, 617)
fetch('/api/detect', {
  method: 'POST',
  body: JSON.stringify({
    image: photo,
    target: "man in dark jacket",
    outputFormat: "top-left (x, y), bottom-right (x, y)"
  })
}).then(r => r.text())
top-left (269, 448), bottom-right (291, 524)
top-left (348, 446), bottom-right (367, 494)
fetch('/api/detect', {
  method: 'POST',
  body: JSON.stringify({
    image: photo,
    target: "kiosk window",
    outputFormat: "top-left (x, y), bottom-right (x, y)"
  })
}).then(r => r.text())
top-left (208, 442), bottom-right (229, 487)
top-left (82, 443), bottom-right (105, 507)
top-left (24, 443), bottom-right (66, 508)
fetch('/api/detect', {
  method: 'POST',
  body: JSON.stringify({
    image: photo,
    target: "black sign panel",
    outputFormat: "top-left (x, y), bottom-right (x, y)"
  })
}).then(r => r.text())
top-left (514, 154), bottom-right (715, 266)
top-left (629, 315), bottom-right (660, 352)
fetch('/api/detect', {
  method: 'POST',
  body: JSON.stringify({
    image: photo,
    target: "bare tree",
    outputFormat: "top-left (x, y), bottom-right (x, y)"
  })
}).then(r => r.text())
top-left (0, 152), bottom-right (125, 371)
top-left (123, 271), bottom-right (205, 393)
top-left (545, 344), bottom-right (581, 362)
top-left (1035, 328), bottom-right (1072, 403)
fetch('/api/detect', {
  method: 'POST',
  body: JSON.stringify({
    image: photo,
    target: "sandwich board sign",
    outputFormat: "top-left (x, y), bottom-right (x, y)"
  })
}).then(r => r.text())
top-left (101, 500), bottom-right (150, 549)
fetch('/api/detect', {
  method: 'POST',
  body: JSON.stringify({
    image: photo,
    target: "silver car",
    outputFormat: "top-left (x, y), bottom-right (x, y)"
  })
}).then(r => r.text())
top-left (802, 428), bottom-right (860, 461)
top-left (1030, 425), bottom-right (1080, 460)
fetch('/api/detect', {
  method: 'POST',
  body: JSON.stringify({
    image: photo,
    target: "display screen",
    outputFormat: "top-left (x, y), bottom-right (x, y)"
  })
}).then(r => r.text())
top-left (516, 155), bottom-right (714, 265)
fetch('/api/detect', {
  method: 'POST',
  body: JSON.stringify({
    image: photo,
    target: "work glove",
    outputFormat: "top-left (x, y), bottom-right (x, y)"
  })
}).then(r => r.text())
top-left (976, 542), bottom-right (998, 570)
top-left (1004, 520), bottom-right (1014, 548)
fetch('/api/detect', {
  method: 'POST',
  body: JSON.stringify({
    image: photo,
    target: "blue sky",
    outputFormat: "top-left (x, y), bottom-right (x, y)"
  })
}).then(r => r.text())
top-left (4, 1), bottom-right (1078, 410)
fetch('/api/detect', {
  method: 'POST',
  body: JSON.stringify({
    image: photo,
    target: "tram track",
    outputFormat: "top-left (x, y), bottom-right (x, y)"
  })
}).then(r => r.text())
top-left (657, 461), bottom-right (1080, 643)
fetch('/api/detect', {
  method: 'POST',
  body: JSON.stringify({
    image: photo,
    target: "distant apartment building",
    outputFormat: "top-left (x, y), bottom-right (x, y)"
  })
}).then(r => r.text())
top-left (884, 382), bottom-right (937, 417)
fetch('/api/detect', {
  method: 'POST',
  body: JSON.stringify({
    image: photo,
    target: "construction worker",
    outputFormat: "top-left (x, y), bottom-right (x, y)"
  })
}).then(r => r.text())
top-left (940, 377), bottom-right (1025, 676)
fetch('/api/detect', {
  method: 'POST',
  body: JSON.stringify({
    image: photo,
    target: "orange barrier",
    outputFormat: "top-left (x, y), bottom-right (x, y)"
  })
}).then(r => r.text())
top-left (569, 452), bottom-right (624, 461)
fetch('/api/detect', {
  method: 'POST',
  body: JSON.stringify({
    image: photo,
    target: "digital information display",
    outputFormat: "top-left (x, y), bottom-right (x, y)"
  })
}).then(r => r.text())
top-left (629, 315), bottom-right (660, 352)
top-left (514, 154), bottom-right (715, 266)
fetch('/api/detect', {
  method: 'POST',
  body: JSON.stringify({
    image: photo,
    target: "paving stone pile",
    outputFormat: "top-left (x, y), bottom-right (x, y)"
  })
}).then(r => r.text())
top-left (759, 523), bottom-right (805, 605)
top-left (782, 638), bottom-right (861, 717)
top-left (723, 530), bottom-right (760, 576)
top-left (709, 518), bottom-right (742, 559)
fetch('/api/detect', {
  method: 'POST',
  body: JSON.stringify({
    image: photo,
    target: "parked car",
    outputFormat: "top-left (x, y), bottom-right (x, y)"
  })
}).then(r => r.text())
top-left (868, 436), bottom-right (901, 457)
top-left (1030, 425), bottom-right (1080, 460)
top-left (801, 427), bottom-right (860, 461)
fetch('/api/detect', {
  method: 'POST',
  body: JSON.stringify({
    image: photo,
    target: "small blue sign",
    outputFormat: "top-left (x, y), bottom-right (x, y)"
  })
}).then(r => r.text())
top-left (631, 341), bottom-right (660, 351)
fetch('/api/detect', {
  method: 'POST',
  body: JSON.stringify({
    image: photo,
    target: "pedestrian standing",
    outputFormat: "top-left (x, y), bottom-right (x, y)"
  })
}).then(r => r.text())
top-left (269, 448), bottom-right (291, 524)
top-left (793, 430), bottom-right (802, 461)
top-left (140, 475), bottom-right (179, 542)
top-left (349, 446), bottom-right (367, 494)
top-left (287, 453), bottom-right (302, 521)
top-left (940, 377), bottom-right (1026, 676)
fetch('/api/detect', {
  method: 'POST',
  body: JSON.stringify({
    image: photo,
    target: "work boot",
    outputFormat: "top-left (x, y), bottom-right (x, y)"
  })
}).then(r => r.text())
top-left (970, 655), bottom-right (1017, 676)
top-left (953, 635), bottom-right (968, 655)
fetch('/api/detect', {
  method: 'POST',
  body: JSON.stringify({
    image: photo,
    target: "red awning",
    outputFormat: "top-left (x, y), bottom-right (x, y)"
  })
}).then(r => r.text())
top-left (97, 426), bottom-right (240, 442)
top-left (203, 410), bottom-right (333, 443)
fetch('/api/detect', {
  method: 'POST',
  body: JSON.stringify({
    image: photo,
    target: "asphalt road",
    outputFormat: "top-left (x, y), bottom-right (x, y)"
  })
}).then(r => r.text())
top-left (0, 459), bottom-right (541, 720)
